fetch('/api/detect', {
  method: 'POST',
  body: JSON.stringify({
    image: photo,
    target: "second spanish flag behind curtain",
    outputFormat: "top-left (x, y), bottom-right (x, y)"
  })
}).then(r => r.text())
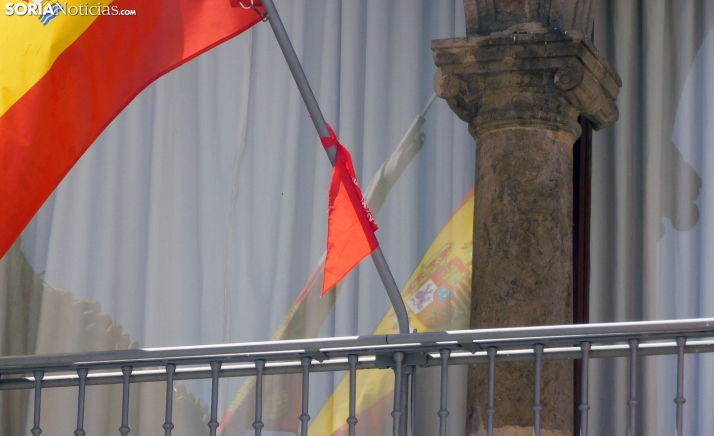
top-left (321, 127), bottom-right (379, 295)
top-left (0, 0), bottom-right (264, 258)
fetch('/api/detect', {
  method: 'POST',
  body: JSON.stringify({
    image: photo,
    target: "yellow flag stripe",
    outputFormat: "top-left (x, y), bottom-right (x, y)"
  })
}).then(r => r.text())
top-left (0, 0), bottom-right (114, 117)
top-left (310, 189), bottom-right (475, 434)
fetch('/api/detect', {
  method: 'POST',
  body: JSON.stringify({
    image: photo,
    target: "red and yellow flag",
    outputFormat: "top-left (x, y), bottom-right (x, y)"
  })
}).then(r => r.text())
top-left (0, 0), bottom-right (264, 258)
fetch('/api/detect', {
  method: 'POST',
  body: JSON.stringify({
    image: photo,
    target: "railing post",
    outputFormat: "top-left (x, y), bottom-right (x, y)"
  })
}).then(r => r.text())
top-left (347, 354), bottom-right (359, 436)
top-left (486, 347), bottom-right (496, 436)
top-left (163, 363), bottom-right (175, 436)
top-left (674, 336), bottom-right (687, 436)
top-left (119, 366), bottom-right (132, 436)
top-left (208, 361), bottom-right (221, 436)
top-left (409, 364), bottom-right (416, 436)
top-left (300, 356), bottom-right (311, 436)
top-left (438, 349), bottom-right (450, 436)
top-left (75, 368), bottom-right (88, 436)
top-left (392, 351), bottom-right (405, 436)
top-left (254, 359), bottom-right (265, 436)
top-left (627, 339), bottom-right (638, 436)
top-left (579, 342), bottom-right (591, 436)
top-left (533, 344), bottom-right (544, 436)
top-left (31, 370), bottom-right (44, 436)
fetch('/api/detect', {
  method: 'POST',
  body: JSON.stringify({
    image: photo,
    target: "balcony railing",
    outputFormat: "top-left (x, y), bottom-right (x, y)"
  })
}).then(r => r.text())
top-left (1, 318), bottom-right (713, 436)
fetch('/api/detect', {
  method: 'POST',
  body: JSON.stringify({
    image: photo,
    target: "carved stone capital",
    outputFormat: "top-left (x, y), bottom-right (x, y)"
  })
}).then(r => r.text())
top-left (432, 31), bottom-right (621, 142)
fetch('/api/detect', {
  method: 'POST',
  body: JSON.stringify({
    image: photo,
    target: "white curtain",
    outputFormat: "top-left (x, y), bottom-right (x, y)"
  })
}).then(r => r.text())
top-left (590, 1), bottom-right (714, 435)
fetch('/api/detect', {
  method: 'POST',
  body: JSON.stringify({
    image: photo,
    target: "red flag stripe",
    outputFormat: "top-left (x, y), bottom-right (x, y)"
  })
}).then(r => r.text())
top-left (0, 0), bottom-right (263, 258)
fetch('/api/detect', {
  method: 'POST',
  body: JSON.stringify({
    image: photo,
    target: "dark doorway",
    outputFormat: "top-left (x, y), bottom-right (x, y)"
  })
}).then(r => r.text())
top-left (573, 116), bottom-right (592, 435)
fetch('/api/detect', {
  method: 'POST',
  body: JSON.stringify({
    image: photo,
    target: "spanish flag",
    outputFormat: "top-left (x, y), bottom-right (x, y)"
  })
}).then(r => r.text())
top-left (0, 0), bottom-right (265, 258)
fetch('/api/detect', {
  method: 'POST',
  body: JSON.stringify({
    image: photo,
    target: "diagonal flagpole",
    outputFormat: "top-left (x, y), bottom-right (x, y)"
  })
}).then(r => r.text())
top-left (217, 95), bottom-right (437, 432)
top-left (261, 0), bottom-right (411, 335)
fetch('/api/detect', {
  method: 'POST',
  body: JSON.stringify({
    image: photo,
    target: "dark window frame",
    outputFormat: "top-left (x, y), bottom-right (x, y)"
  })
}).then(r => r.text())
top-left (573, 116), bottom-right (592, 435)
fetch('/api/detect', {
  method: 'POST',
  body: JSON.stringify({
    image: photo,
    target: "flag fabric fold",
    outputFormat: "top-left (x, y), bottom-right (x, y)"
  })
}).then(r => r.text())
top-left (320, 125), bottom-right (379, 295)
top-left (0, 0), bottom-right (265, 258)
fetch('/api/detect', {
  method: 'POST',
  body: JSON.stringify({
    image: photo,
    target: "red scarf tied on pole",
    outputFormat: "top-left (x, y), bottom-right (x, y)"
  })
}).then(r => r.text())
top-left (320, 124), bottom-right (379, 296)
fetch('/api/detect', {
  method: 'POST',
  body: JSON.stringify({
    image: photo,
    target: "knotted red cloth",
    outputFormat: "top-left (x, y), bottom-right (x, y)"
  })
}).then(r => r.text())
top-left (320, 124), bottom-right (379, 295)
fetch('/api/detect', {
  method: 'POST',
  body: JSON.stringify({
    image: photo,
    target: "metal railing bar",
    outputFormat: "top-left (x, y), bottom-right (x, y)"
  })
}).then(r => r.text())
top-left (0, 349), bottom-right (388, 376)
top-left (0, 336), bottom-right (387, 372)
top-left (442, 339), bottom-right (714, 364)
top-left (675, 337), bottom-right (686, 436)
top-left (30, 370), bottom-right (43, 436)
top-left (409, 364), bottom-right (416, 436)
top-left (533, 344), bottom-right (543, 436)
top-left (119, 365), bottom-right (132, 436)
top-left (399, 330), bottom-right (714, 354)
top-left (75, 368), bottom-right (88, 436)
top-left (208, 361), bottom-right (221, 436)
top-left (2, 319), bottom-right (714, 375)
top-left (254, 359), bottom-right (265, 436)
top-left (163, 363), bottom-right (175, 436)
top-left (578, 343), bottom-right (590, 436)
top-left (385, 318), bottom-right (714, 345)
top-left (347, 354), bottom-right (358, 436)
top-left (438, 349), bottom-right (450, 436)
top-left (627, 339), bottom-right (638, 436)
top-left (4, 333), bottom-right (714, 380)
top-left (392, 351), bottom-right (404, 436)
top-left (300, 356), bottom-right (311, 436)
top-left (0, 358), bottom-right (377, 390)
top-left (3, 339), bottom-right (714, 391)
top-left (486, 347), bottom-right (496, 436)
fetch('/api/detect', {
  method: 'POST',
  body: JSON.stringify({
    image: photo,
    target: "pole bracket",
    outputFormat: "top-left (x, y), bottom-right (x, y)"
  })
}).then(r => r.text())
top-left (238, 0), bottom-right (268, 22)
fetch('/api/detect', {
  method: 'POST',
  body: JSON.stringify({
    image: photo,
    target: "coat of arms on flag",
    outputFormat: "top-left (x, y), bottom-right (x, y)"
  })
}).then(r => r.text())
top-left (406, 247), bottom-right (471, 329)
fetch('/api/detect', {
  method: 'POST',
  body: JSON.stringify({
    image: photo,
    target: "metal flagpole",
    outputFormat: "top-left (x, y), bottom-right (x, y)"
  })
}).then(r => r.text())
top-left (260, 0), bottom-right (411, 335)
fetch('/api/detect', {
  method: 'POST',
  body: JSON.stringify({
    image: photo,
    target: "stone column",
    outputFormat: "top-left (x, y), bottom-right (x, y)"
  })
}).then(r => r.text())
top-left (432, 2), bottom-right (620, 435)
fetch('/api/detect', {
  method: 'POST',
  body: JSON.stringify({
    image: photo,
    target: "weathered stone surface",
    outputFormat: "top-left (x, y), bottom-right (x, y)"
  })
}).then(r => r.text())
top-left (466, 128), bottom-right (574, 435)
top-left (463, 0), bottom-right (595, 37)
top-left (432, 3), bottom-right (620, 435)
top-left (472, 128), bottom-right (574, 329)
top-left (470, 425), bottom-right (569, 436)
